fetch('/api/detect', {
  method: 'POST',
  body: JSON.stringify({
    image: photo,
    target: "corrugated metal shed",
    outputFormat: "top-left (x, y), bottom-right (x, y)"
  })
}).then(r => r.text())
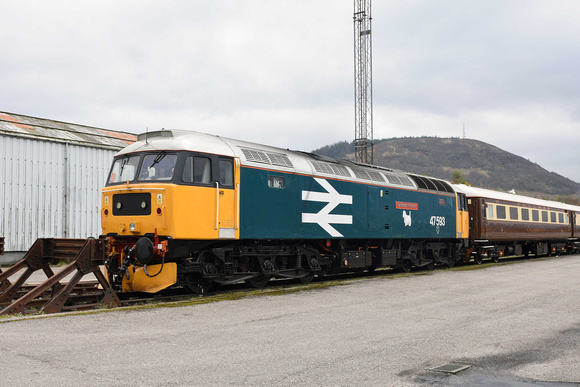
top-left (0, 112), bottom-right (136, 258)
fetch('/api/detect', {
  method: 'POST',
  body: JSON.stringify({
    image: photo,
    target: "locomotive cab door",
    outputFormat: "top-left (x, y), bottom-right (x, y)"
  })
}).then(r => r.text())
top-left (456, 192), bottom-right (469, 239)
top-left (215, 157), bottom-right (240, 239)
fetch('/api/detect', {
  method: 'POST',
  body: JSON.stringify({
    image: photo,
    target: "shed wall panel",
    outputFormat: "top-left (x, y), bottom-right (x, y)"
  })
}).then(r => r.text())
top-left (0, 135), bottom-right (117, 251)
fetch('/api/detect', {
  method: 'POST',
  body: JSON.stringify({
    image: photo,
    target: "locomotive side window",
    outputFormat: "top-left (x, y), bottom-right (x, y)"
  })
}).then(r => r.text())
top-left (550, 212), bottom-right (557, 223)
top-left (109, 155), bottom-right (140, 183)
top-left (521, 208), bottom-right (530, 221)
top-left (182, 156), bottom-right (212, 185)
top-left (182, 156), bottom-right (194, 183)
top-left (509, 207), bottom-right (518, 220)
top-left (219, 159), bottom-right (234, 187)
top-left (532, 210), bottom-right (540, 222)
top-left (542, 211), bottom-right (548, 222)
top-left (268, 176), bottom-right (286, 189)
top-left (496, 205), bottom-right (506, 219)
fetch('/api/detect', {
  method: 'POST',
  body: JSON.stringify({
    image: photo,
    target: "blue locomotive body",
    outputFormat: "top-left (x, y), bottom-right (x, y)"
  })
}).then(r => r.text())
top-left (239, 166), bottom-right (457, 241)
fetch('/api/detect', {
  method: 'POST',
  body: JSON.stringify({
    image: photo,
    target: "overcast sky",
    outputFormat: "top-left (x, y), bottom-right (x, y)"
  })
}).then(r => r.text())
top-left (2, 1), bottom-right (579, 183)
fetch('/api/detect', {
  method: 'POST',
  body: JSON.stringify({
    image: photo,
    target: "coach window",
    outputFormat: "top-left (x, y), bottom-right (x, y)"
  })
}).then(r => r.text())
top-left (496, 205), bottom-right (506, 219)
top-left (532, 210), bottom-right (540, 222)
top-left (509, 207), bottom-right (518, 220)
top-left (521, 208), bottom-right (530, 221)
top-left (488, 204), bottom-right (494, 219)
top-left (542, 211), bottom-right (548, 222)
top-left (550, 212), bottom-right (557, 223)
top-left (219, 159), bottom-right (234, 187)
top-left (558, 213), bottom-right (565, 223)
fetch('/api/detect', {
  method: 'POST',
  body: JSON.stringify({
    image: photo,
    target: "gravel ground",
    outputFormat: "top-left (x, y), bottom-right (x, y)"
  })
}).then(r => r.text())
top-left (1, 255), bottom-right (579, 386)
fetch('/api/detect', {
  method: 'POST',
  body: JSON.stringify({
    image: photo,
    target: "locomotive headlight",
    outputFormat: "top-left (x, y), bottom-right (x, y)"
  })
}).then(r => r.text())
top-left (141, 201), bottom-right (147, 209)
top-left (116, 201), bottom-right (122, 210)
top-left (129, 222), bottom-right (139, 232)
top-left (130, 223), bottom-right (136, 231)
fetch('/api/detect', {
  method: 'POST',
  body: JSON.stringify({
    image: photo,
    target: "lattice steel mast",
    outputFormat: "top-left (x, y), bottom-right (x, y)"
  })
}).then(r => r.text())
top-left (353, 0), bottom-right (373, 164)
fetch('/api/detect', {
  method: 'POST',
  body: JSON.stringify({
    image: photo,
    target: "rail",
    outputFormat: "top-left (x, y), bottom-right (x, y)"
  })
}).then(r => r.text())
top-left (0, 238), bottom-right (120, 315)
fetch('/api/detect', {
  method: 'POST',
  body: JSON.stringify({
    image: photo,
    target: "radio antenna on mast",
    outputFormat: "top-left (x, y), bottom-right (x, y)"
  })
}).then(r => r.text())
top-left (353, 0), bottom-right (373, 164)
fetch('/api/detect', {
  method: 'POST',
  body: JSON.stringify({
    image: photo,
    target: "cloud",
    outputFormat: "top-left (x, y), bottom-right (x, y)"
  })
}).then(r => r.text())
top-left (1, 0), bottom-right (579, 184)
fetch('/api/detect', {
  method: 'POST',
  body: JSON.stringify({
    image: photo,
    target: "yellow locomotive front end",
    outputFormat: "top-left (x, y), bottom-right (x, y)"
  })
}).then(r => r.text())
top-left (101, 132), bottom-right (240, 293)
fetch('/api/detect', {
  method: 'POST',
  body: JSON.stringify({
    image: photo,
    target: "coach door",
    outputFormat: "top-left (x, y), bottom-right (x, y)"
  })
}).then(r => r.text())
top-left (215, 157), bottom-right (240, 239)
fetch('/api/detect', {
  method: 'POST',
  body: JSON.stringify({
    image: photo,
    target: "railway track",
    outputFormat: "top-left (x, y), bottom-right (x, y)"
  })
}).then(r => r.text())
top-left (1, 252), bottom-right (561, 317)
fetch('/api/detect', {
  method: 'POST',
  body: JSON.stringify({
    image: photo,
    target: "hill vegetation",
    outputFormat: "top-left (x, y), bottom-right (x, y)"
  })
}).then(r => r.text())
top-left (312, 137), bottom-right (580, 204)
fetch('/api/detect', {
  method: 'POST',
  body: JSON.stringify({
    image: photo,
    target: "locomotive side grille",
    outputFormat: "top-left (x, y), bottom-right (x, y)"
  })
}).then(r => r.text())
top-left (241, 148), bottom-right (270, 164)
top-left (352, 168), bottom-right (371, 180)
top-left (311, 161), bottom-right (352, 177)
top-left (311, 161), bottom-right (333, 175)
top-left (240, 148), bottom-right (294, 168)
top-left (367, 171), bottom-right (385, 182)
top-left (267, 153), bottom-right (293, 168)
top-left (384, 173), bottom-right (403, 185)
top-left (329, 164), bottom-right (351, 177)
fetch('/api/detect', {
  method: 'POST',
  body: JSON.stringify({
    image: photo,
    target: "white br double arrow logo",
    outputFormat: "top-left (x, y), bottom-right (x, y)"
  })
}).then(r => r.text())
top-left (301, 178), bottom-right (353, 237)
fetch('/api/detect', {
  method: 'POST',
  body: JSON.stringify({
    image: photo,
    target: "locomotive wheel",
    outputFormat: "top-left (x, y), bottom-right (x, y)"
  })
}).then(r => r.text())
top-left (399, 260), bottom-right (413, 273)
top-left (474, 253), bottom-right (483, 265)
top-left (425, 260), bottom-right (435, 271)
top-left (245, 274), bottom-right (271, 288)
top-left (445, 260), bottom-right (455, 268)
top-left (491, 255), bottom-right (500, 263)
top-left (185, 279), bottom-right (213, 294)
top-left (299, 272), bottom-right (315, 284)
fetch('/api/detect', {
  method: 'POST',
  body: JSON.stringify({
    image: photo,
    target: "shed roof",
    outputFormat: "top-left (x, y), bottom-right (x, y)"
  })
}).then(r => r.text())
top-left (0, 111), bottom-right (136, 150)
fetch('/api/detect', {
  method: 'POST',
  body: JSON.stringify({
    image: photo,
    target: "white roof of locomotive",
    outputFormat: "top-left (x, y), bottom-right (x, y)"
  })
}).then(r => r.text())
top-left (454, 184), bottom-right (580, 212)
top-left (116, 129), bottom-right (425, 191)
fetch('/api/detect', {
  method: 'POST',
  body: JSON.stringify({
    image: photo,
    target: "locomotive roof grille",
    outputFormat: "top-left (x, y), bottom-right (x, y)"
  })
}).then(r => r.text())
top-left (240, 147), bottom-right (294, 168)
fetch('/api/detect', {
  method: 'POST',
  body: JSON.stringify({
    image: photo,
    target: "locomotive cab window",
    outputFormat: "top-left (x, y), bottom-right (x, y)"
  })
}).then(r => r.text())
top-left (219, 159), bottom-right (234, 187)
top-left (109, 155), bottom-right (140, 184)
top-left (138, 153), bottom-right (177, 181)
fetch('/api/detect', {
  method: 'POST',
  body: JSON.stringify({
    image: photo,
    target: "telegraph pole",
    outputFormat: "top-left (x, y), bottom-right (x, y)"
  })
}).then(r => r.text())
top-left (353, 0), bottom-right (373, 164)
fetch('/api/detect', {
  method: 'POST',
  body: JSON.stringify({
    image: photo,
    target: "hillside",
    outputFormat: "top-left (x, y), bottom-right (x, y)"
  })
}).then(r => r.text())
top-left (313, 137), bottom-right (580, 201)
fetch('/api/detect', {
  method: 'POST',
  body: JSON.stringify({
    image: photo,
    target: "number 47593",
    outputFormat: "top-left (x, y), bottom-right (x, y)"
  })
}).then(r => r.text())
top-left (430, 216), bottom-right (445, 226)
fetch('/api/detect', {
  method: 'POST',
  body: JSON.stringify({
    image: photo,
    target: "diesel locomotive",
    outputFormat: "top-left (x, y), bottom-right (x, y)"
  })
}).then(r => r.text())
top-left (100, 130), bottom-right (579, 293)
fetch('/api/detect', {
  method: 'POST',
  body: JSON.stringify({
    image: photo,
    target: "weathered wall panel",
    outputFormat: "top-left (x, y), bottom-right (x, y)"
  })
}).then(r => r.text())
top-left (0, 135), bottom-right (117, 252)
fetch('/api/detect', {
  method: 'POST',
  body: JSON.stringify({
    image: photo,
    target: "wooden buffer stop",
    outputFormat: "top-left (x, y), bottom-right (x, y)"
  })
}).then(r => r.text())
top-left (0, 238), bottom-right (120, 315)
